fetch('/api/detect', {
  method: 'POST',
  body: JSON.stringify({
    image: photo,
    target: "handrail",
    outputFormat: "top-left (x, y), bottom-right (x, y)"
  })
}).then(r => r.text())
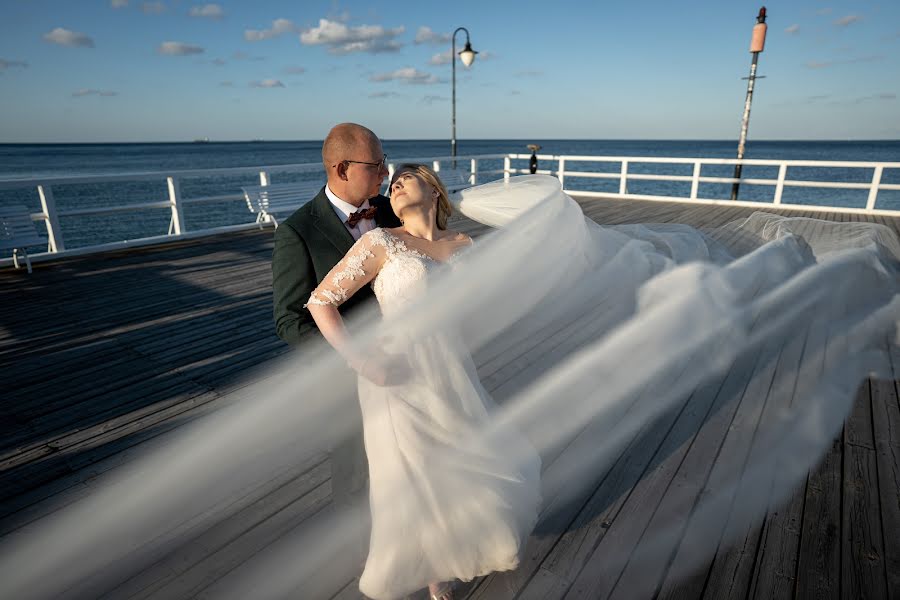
top-left (506, 153), bottom-right (900, 169)
top-left (2, 152), bottom-right (898, 269)
top-left (0, 153), bottom-right (509, 189)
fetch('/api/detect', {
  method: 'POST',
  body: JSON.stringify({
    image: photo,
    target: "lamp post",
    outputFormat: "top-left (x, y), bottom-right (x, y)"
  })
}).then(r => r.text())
top-left (731, 7), bottom-right (768, 200)
top-left (451, 27), bottom-right (477, 167)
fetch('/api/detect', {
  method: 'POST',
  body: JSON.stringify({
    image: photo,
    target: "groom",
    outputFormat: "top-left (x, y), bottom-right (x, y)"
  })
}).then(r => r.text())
top-left (271, 122), bottom-right (401, 557)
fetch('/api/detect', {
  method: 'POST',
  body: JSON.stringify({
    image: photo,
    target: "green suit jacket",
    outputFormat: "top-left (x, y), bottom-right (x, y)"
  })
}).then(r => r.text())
top-left (272, 187), bottom-right (402, 345)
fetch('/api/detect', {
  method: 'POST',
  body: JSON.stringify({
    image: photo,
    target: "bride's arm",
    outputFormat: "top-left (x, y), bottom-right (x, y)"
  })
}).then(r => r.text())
top-left (305, 232), bottom-right (386, 372)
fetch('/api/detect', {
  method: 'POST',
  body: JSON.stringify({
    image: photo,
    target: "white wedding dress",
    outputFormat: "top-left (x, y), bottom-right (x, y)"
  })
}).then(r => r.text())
top-left (306, 228), bottom-right (542, 600)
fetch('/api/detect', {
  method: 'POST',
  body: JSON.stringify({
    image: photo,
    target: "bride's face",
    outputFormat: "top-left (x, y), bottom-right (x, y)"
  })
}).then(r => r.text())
top-left (390, 171), bottom-right (436, 216)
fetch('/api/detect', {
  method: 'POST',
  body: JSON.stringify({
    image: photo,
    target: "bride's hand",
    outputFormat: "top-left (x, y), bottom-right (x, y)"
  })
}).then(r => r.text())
top-left (354, 353), bottom-right (411, 386)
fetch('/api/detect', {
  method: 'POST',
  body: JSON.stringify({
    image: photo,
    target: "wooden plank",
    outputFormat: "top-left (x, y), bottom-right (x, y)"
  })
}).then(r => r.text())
top-left (870, 364), bottom-right (900, 600)
top-left (103, 461), bottom-right (330, 599)
top-left (562, 337), bottom-right (775, 600)
top-left (842, 380), bottom-right (889, 600)
top-left (745, 325), bottom-right (829, 600)
top-left (652, 339), bottom-right (784, 600)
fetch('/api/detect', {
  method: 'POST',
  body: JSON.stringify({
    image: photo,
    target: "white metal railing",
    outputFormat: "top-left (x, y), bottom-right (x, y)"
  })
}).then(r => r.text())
top-left (507, 154), bottom-right (900, 215)
top-left (1, 152), bottom-right (897, 268)
top-left (0, 154), bottom-right (508, 266)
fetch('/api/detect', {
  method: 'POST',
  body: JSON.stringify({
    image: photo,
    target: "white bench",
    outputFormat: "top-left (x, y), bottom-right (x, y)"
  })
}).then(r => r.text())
top-left (434, 169), bottom-right (473, 194)
top-left (243, 172), bottom-right (472, 229)
top-left (242, 181), bottom-right (323, 228)
top-left (1, 205), bottom-right (47, 274)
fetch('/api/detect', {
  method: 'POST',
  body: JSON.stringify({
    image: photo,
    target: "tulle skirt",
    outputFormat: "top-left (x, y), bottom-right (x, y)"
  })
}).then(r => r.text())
top-left (357, 333), bottom-right (541, 600)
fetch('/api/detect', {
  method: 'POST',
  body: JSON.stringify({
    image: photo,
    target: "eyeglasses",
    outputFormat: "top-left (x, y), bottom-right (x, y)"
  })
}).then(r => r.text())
top-left (334, 155), bottom-right (387, 170)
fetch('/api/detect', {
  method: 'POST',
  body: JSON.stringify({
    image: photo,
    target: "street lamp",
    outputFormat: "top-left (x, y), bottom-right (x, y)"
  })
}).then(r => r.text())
top-left (451, 27), bottom-right (477, 165)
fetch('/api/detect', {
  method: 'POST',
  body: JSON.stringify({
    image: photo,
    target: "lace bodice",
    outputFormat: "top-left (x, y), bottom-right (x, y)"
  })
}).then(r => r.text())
top-left (306, 228), bottom-right (467, 316)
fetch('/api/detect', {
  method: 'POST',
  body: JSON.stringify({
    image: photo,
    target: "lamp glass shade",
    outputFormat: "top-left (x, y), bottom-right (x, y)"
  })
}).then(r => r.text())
top-left (459, 44), bottom-right (477, 67)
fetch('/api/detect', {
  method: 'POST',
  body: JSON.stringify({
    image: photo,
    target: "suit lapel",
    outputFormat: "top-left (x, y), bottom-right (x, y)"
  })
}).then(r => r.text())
top-left (310, 189), bottom-right (355, 254)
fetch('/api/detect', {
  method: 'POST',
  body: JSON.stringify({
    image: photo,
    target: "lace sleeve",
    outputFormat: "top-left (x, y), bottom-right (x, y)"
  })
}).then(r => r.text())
top-left (304, 230), bottom-right (388, 308)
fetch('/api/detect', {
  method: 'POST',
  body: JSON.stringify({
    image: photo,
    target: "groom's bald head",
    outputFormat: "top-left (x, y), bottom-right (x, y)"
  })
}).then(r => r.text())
top-left (322, 123), bottom-right (387, 205)
top-left (322, 123), bottom-right (380, 168)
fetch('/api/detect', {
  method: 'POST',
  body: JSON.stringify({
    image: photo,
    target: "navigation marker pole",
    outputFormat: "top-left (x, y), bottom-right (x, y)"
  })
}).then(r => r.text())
top-left (731, 7), bottom-right (768, 200)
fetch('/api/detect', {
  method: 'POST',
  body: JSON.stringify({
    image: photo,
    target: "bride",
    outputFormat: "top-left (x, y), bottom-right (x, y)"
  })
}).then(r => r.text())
top-left (306, 164), bottom-right (542, 600)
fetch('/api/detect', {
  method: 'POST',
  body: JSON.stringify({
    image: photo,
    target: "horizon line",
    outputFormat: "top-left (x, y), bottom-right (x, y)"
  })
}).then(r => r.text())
top-left (2, 138), bottom-right (899, 146)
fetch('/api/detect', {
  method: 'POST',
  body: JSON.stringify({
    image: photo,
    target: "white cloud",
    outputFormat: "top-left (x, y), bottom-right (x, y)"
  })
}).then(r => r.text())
top-left (855, 93), bottom-right (896, 103)
top-left (245, 18), bottom-right (296, 42)
top-left (72, 89), bottom-right (117, 97)
top-left (300, 19), bottom-right (404, 54)
top-left (428, 49), bottom-right (452, 65)
top-left (369, 91), bottom-right (400, 98)
top-left (0, 58), bottom-right (28, 70)
top-left (142, 1), bottom-right (166, 14)
top-left (250, 79), bottom-right (285, 88)
top-left (834, 15), bottom-right (860, 26)
top-left (158, 41), bottom-right (205, 55)
top-left (785, 24), bottom-right (800, 34)
top-left (806, 54), bottom-right (883, 69)
top-left (370, 67), bottom-right (440, 84)
top-left (43, 27), bottom-right (95, 48)
top-left (189, 4), bottom-right (224, 19)
top-left (111, 0), bottom-right (128, 7)
top-left (414, 26), bottom-right (450, 45)
top-left (284, 65), bottom-right (306, 74)
top-left (232, 51), bottom-right (266, 61)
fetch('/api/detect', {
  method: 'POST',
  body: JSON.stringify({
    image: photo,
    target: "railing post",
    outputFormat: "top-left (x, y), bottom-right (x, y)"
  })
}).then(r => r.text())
top-left (503, 156), bottom-right (511, 182)
top-left (690, 162), bottom-right (701, 200)
top-left (865, 165), bottom-right (883, 211)
top-left (619, 160), bottom-right (629, 195)
top-left (257, 170), bottom-right (273, 225)
top-left (557, 157), bottom-right (566, 188)
top-left (433, 160), bottom-right (441, 173)
top-left (470, 158), bottom-right (478, 185)
top-left (773, 163), bottom-right (787, 205)
top-left (167, 176), bottom-right (186, 235)
top-left (37, 184), bottom-right (65, 252)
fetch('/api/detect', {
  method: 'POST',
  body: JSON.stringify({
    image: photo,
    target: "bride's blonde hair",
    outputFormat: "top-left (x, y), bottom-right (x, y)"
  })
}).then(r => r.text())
top-left (391, 164), bottom-right (453, 230)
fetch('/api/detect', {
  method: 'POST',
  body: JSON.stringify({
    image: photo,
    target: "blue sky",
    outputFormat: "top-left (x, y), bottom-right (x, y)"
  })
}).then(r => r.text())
top-left (0, 0), bottom-right (898, 142)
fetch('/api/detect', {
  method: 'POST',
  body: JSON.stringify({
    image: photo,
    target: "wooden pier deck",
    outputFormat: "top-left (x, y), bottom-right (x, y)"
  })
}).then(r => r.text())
top-left (2, 196), bottom-right (899, 599)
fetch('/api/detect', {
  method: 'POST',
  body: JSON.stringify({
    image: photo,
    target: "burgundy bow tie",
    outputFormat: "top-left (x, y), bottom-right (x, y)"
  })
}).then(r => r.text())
top-left (346, 206), bottom-right (378, 228)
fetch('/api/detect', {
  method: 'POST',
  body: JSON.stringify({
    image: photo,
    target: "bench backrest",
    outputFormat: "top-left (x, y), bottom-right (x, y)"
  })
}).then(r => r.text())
top-left (434, 169), bottom-right (473, 193)
top-left (0, 205), bottom-right (46, 250)
top-left (242, 182), bottom-right (323, 214)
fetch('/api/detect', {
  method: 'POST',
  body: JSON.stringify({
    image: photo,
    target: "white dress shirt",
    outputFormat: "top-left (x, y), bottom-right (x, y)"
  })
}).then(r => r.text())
top-left (325, 185), bottom-right (374, 241)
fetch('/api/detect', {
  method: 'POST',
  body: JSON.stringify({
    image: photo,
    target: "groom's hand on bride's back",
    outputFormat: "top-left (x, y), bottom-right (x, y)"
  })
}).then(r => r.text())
top-left (358, 353), bottom-right (411, 386)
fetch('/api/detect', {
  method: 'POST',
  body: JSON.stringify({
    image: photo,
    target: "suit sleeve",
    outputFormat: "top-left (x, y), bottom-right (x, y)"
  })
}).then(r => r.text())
top-left (272, 222), bottom-right (320, 345)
